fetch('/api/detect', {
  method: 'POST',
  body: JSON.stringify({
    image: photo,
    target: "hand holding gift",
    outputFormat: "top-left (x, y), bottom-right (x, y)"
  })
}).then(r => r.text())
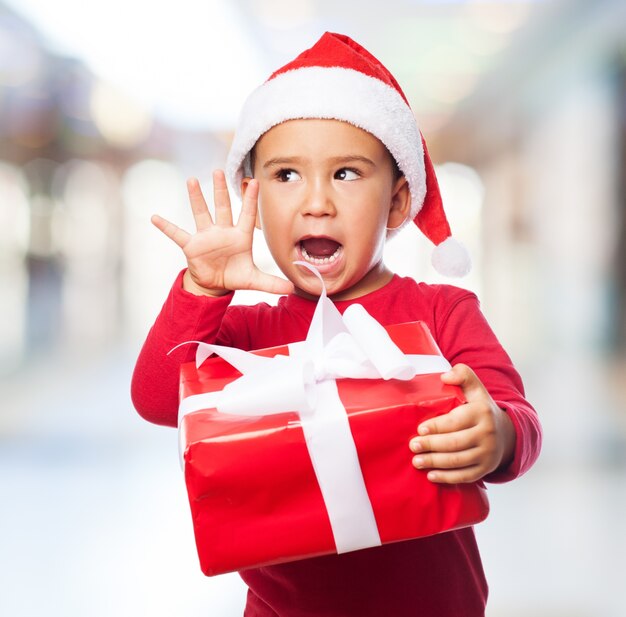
top-left (410, 364), bottom-right (517, 484)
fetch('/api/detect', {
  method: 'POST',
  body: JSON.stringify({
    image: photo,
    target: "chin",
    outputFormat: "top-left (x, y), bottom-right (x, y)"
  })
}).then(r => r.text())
top-left (292, 274), bottom-right (344, 299)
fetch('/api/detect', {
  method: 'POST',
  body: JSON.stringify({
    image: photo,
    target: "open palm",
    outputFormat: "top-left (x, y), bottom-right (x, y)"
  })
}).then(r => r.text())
top-left (151, 170), bottom-right (293, 296)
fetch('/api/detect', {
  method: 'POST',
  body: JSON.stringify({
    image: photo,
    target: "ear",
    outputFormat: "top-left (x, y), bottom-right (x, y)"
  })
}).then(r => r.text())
top-left (241, 177), bottom-right (262, 230)
top-left (386, 175), bottom-right (411, 230)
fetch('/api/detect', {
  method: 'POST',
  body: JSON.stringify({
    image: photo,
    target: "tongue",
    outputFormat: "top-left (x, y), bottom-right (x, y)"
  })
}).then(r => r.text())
top-left (301, 238), bottom-right (341, 257)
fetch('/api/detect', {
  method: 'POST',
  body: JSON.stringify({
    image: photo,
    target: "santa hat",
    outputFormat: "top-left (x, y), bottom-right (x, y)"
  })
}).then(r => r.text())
top-left (226, 32), bottom-right (471, 277)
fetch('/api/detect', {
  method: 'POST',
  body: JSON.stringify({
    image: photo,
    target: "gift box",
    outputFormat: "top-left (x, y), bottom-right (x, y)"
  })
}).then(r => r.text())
top-left (178, 289), bottom-right (489, 576)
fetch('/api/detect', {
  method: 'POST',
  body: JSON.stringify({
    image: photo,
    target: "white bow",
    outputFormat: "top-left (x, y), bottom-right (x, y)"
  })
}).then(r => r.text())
top-left (177, 264), bottom-right (448, 419)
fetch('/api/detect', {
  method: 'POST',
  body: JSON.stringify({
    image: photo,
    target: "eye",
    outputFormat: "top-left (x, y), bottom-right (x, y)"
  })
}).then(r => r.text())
top-left (335, 168), bottom-right (360, 181)
top-left (276, 168), bottom-right (301, 182)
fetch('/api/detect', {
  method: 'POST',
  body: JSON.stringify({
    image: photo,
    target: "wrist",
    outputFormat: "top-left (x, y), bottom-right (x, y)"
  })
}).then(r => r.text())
top-left (496, 406), bottom-right (516, 470)
top-left (183, 270), bottom-right (231, 297)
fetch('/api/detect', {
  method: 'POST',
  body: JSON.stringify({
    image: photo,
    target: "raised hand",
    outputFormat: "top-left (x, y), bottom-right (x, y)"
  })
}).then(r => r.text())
top-left (151, 170), bottom-right (294, 297)
top-left (409, 364), bottom-right (517, 484)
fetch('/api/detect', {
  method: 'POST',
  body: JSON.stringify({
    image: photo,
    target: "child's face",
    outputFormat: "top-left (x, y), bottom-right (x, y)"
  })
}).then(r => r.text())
top-left (244, 119), bottom-right (410, 300)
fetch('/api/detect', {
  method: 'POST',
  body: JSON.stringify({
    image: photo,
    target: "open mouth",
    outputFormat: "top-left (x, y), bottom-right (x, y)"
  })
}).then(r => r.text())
top-left (298, 237), bottom-right (343, 266)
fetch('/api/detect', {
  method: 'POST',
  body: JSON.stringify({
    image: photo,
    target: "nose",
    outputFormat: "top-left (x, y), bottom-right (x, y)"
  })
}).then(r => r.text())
top-left (301, 177), bottom-right (336, 217)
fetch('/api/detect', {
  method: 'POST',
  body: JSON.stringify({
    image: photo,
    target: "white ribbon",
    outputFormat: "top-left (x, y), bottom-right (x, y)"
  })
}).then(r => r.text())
top-left (176, 263), bottom-right (450, 554)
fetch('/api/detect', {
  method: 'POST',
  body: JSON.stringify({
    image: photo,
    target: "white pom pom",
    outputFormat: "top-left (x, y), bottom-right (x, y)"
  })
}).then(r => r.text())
top-left (431, 237), bottom-right (471, 277)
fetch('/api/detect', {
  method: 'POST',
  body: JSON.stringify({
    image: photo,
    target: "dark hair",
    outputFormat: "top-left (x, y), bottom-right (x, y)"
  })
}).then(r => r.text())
top-left (390, 156), bottom-right (403, 181)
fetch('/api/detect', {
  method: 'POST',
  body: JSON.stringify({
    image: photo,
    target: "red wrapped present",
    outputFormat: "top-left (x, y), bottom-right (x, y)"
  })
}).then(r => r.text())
top-left (178, 286), bottom-right (489, 577)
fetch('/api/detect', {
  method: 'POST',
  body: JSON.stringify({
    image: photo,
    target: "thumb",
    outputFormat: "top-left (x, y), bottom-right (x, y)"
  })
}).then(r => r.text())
top-left (440, 363), bottom-right (488, 402)
top-left (250, 270), bottom-right (295, 295)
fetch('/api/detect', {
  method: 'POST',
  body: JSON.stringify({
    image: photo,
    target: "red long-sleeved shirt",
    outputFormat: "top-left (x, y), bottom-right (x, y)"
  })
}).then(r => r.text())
top-left (131, 270), bottom-right (542, 617)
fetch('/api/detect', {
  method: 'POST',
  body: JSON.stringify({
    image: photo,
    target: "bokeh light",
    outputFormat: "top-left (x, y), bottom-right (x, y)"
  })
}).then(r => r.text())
top-left (121, 159), bottom-right (189, 340)
top-left (0, 161), bottom-right (30, 371)
top-left (90, 81), bottom-right (153, 149)
top-left (466, 0), bottom-right (532, 34)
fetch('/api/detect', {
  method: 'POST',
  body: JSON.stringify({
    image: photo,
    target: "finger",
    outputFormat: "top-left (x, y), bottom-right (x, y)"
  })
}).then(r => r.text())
top-left (249, 270), bottom-right (295, 296)
top-left (187, 177), bottom-right (214, 231)
top-left (236, 178), bottom-right (259, 234)
top-left (410, 426), bottom-right (477, 455)
top-left (423, 466), bottom-right (484, 484)
top-left (417, 404), bottom-right (474, 437)
top-left (212, 170), bottom-right (233, 227)
top-left (440, 364), bottom-right (489, 403)
top-left (412, 447), bottom-right (480, 472)
top-left (151, 214), bottom-right (190, 248)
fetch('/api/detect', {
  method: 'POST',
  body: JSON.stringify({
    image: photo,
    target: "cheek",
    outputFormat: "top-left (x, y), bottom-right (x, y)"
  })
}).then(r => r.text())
top-left (258, 201), bottom-right (290, 251)
top-left (258, 185), bottom-right (288, 216)
top-left (256, 191), bottom-right (276, 227)
top-left (262, 204), bottom-right (286, 225)
top-left (349, 196), bottom-right (391, 233)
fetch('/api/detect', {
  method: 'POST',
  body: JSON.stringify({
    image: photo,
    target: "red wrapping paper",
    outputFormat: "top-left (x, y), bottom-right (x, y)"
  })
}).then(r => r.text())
top-left (180, 321), bottom-right (489, 576)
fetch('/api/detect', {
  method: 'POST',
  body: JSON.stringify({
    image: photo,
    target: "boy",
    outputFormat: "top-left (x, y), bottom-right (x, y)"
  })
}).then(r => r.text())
top-left (132, 32), bottom-right (541, 616)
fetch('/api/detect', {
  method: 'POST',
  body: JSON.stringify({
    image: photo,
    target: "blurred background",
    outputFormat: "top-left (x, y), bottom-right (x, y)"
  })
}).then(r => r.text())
top-left (1, 0), bottom-right (625, 615)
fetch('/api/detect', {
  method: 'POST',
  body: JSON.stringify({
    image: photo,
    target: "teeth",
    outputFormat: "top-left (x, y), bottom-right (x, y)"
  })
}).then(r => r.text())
top-left (301, 244), bottom-right (341, 265)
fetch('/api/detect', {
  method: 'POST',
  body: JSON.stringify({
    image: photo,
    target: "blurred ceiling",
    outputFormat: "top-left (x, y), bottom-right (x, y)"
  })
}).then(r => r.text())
top-left (2, 0), bottom-right (625, 136)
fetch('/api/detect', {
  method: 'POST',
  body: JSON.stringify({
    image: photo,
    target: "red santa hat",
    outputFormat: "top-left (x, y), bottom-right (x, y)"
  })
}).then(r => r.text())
top-left (226, 32), bottom-right (471, 277)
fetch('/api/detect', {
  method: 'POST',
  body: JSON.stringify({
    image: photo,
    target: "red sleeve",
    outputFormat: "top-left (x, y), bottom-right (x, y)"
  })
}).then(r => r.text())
top-left (130, 270), bottom-right (234, 427)
top-left (434, 290), bottom-right (542, 483)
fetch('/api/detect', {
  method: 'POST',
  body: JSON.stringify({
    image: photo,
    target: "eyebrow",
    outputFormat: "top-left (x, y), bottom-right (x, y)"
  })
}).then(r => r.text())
top-left (329, 155), bottom-right (376, 167)
top-left (262, 156), bottom-right (305, 169)
top-left (262, 155), bottom-right (376, 169)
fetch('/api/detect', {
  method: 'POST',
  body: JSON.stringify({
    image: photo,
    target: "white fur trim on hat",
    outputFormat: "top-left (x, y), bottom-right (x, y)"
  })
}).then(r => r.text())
top-left (226, 66), bottom-right (426, 230)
